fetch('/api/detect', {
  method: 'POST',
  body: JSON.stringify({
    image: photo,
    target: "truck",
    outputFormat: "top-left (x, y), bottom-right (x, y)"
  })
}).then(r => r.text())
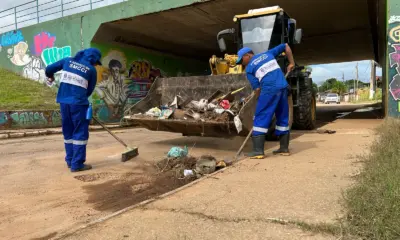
top-left (123, 6), bottom-right (317, 140)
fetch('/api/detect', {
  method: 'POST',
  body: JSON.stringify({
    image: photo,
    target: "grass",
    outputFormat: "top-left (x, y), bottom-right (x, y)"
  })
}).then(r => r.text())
top-left (0, 68), bottom-right (58, 110)
top-left (344, 118), bottom-right (400, 239)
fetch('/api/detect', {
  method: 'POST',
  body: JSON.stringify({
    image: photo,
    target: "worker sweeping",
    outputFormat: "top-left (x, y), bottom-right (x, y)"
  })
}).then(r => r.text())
top-left (236, 43), bottom-right (295, 158)
top-left (45, 48), bottom-right (102, 172)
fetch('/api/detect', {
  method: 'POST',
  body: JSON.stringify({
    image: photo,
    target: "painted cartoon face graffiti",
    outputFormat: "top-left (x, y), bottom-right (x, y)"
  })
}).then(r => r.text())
top-left (92, 50), bottom-right (164, 122)
top-left (8, 42), bottom-right (31, 66)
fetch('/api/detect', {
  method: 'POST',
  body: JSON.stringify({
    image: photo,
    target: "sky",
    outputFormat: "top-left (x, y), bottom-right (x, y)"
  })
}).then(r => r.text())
top-left (1, 1), bottom-right (383, 85)
top-left (310, 60), bottom-right (382, 85)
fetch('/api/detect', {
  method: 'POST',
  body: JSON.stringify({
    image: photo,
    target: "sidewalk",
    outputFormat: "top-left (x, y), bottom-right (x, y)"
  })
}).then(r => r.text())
top-left (60, 118), bottom-right (381, 240)
top-left (0, 124), bottom-right (132, 140)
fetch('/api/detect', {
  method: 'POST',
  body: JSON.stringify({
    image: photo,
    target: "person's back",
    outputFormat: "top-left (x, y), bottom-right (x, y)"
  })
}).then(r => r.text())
top-left (245, 44), bottom-right (288, 95)
top-left (46, 48), bottom-right (100, 106)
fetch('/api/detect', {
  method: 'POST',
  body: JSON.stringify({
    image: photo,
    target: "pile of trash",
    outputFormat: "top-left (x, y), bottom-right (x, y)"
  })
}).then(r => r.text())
top-left (156, 146), bottom-right (229, 179)
top-left (133, 87), bottom-right (248, 132)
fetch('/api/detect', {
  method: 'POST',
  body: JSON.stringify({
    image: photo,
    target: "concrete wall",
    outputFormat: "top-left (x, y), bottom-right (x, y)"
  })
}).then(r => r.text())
top-left (0, 110), bottom-right (61, 129)
top-left (0, 0), bottom-right (208, 125)
top-left (388, 1), bottom-right (400, 116)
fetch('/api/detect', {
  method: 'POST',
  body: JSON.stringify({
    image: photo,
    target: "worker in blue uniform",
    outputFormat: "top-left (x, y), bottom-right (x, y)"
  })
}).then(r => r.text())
top-left (236, 43), bottom-right (295, 158)
top-left (45, 48), bottom-right (102, 172)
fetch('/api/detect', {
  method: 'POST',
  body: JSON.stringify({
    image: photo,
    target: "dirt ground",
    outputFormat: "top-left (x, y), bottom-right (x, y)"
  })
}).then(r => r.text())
top-left (0, 104), bottom-right (382, 240)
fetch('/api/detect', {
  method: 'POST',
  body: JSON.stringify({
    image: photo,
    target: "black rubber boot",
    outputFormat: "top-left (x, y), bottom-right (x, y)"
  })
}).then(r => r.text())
top-left (273, 133), bottom-right (290, 156)
top-left (71, 164), bottom-right (92, 172)
top-left (246, 135), bottom-right (266, 159)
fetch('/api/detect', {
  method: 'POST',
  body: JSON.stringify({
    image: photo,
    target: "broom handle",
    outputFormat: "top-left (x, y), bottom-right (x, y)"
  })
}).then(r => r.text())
top-left (235, 128), bottom-right (253, 159)
top-left (92, 117), bottom-right (128, 148)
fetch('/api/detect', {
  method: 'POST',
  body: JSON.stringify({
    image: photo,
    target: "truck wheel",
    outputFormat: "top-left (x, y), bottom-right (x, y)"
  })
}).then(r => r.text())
top-left (293, 78), bottom-right (316, 130)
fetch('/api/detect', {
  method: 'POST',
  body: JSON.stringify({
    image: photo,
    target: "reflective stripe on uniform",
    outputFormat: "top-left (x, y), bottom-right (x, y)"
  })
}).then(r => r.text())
top-left (276, 125), bottom-right (290, 131)
top-left (59, 71), bottom-right (88, 89)
top-left (64, 139), bottom-right (73, 144)
top-left (73, 140), bottom-right (88, 145)
top-left (255, 59), bottom-right (280, 82)
top-left (253, 126), bottom-right (268, 133)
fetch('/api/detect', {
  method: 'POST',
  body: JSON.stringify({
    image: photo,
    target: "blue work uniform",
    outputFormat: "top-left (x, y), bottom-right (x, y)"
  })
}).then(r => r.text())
top-left (45, 48), bottom-right (101, 170)
top-left (245, 43), bottom-right (290, 136)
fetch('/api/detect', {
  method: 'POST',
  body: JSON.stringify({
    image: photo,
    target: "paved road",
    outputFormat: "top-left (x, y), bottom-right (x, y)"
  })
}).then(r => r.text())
top-left (0, 104), bottom-right (381, 240)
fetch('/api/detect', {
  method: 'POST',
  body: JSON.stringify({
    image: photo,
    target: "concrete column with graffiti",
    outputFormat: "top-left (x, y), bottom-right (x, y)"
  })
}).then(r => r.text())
top-left (388, 3), bottom-right (400, 116)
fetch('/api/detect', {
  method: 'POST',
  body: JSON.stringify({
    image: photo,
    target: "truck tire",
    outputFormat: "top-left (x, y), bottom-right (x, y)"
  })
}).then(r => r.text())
top-left (293, 77), bottom-right (316, 130)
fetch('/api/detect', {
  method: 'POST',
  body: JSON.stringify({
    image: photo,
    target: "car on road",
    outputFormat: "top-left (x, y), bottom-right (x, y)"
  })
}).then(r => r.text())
top-left (324, 93), bottom-right (340, 104)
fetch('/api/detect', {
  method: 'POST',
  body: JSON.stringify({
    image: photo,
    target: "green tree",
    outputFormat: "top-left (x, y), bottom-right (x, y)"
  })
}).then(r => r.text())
top-left (320, 78), bottom-right (338, 92)
top-left (312, 83), bottom-right (318, 94)
top-left (331, 81), bottom-right (348, 95)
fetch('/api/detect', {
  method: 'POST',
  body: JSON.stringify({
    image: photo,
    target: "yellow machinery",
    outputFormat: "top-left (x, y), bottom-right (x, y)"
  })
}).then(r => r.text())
top-left (209, 54), bottom-right (243, 75)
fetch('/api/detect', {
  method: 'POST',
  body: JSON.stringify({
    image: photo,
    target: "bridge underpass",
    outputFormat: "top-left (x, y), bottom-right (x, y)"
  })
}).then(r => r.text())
top-left (91, 0), bottom-right (387, 117)
top-left (0, 0), bottom-right (396, 119)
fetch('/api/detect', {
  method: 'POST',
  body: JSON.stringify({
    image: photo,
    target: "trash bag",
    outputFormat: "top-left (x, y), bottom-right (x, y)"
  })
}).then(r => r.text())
top-left (167, 146), bottom-right (189, 158)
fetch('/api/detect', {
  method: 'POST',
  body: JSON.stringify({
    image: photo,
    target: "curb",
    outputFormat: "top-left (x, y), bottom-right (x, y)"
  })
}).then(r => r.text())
top-left (0, 125), bottom-right (135, 140)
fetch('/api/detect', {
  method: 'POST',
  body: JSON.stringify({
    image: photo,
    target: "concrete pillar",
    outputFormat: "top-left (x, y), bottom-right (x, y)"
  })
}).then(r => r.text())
top-left (369, 60), bottom-right (376, 100)
top-left (388, 0), bottom-right (400, 116)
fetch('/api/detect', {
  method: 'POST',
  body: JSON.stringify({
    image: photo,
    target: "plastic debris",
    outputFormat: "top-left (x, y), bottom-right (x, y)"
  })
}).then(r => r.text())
top-left (234, 115), bottom-right (242, 133)
top-left (219, 100), bottom-right (230, 109)
top-left (183, 169), bottom-right (194, 177)
top-left (189, 99), bottom-right (208, 111)
top-left (195, 155), bottom-right (217, 178)
top-left (159, 108), bottom-right (174, 119)
top-left (145, 107), bottom-right (162, 117)
top-left (167, 146), bottom-right (189, 158)
top-left (214, 108), bottom-right (225, 114)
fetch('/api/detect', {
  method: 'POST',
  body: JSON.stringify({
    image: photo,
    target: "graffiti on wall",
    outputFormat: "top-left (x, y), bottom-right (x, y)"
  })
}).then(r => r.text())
top-left (0, 30), bottom-right (72, 86)
top-left (33, 32), bottom-right (56, 56)
top-left (41, 46), bottom-right (72, 66)
top-left (389, 17), bottom-right (400, 113)
top-left (0, 30), bottom-right (24, 48)
top-left (0, 110), bottom-right (62, 129)
top-left (92, 50), bottom-right (164, 122)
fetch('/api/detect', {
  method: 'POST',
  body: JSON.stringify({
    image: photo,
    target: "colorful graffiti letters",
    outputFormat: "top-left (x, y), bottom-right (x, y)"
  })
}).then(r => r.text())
top-left (0, 110), bottom-right (62, 129)
top-left (41, 46), bottom-right (71, 66)
top-left (389, 44), bottom-right (400, 100)
top-left (0, 30), bottom-right (24, 47)
top-left (34, 32), bottom-right (56, 56)
top-left (10, 112), bottom-right (48, 126)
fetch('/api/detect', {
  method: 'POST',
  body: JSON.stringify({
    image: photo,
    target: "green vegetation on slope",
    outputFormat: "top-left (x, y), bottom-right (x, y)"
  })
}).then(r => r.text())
top-left (0, 69), bottom-right (58, 110)
top-left (345, 119), bottom-right (400, 239)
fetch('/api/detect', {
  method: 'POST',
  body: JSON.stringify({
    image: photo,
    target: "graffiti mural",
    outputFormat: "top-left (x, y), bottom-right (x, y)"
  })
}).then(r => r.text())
top-left (33, 32), bottom-right (56, 56)
top-left (91, 50), bottom-right (164, 122)
top-left (0, 30), bottom-right (24, 48)
top-left (8, 42), bottom-right (31, 66)
top-left (23, 56), bottom-right (46, 83)
top-left (0, 29), bottom-right (72, 89)
top-left (389, 15), bottom-right (400, 114)
top-left (0, 110), bottom-right (62, 129)
top-left (41, 46), bottom-right (72, 66)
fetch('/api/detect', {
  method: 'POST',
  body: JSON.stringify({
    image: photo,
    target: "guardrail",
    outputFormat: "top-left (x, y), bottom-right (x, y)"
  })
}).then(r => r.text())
top-left (0, 0), bottom-right (127, 34)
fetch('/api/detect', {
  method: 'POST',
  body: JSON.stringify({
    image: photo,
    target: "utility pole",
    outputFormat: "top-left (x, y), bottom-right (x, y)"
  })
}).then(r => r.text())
top-left (369, 60), bottom-right (376, 100)
top-left (354, 63), bottom-right (358, 101)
